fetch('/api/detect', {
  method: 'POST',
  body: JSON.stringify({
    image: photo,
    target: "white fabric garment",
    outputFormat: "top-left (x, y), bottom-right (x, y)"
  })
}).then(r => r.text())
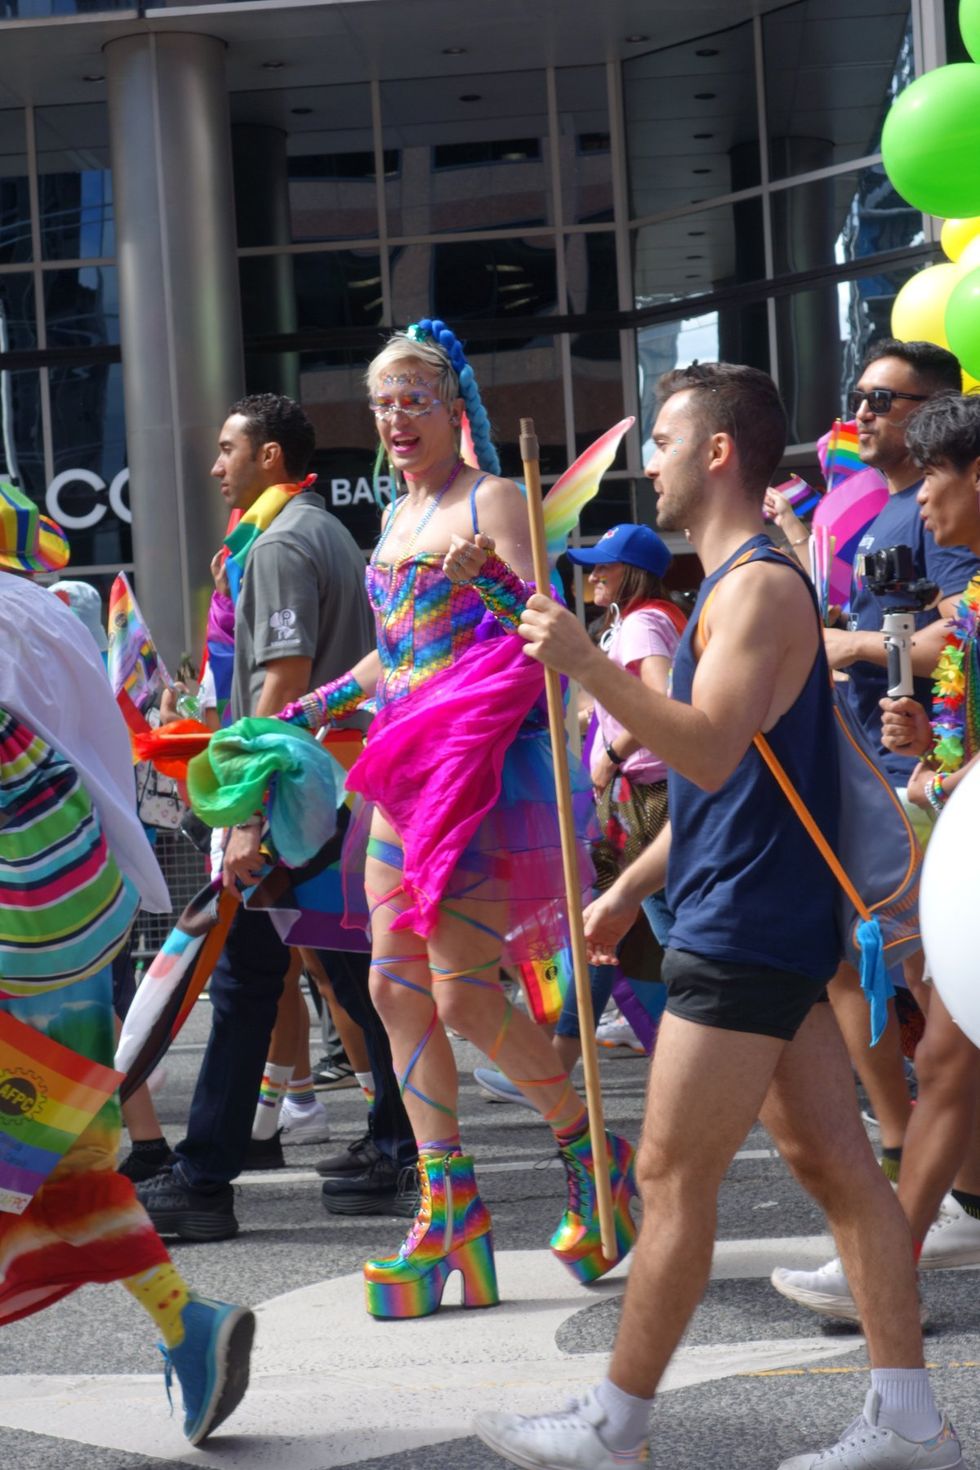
top-left (0, 570), bottom-right (170, 912)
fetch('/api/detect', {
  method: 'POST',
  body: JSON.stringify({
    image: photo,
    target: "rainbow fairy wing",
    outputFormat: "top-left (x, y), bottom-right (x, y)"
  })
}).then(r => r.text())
top-left (542, 417), bottom-right (635, 560)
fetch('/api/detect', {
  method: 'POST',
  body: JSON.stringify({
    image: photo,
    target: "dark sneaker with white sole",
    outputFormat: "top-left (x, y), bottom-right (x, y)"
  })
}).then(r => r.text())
top-left (136, 1167), bottom-right (238, 1242)
top-left (320, 1153), bottom-right (419, 1217)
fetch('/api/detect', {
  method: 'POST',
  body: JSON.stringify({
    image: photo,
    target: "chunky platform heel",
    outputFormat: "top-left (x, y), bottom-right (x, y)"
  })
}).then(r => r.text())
top-left (364, 1151), bottom-right (500, 1320)
top-left (550, 1130), bottom-right (638, 1284)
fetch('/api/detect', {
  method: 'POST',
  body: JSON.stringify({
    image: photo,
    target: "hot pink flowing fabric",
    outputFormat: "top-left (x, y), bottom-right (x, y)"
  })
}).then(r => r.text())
top-left (346, 632), bottom-right (544, 937)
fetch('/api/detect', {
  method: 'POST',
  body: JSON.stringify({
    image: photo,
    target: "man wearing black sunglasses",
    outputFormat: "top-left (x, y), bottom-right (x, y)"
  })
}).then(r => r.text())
top-left (823, 338), bottom-right (974, 783)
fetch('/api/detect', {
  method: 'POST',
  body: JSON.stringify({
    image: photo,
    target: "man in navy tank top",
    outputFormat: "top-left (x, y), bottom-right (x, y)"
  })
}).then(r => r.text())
top-left (474, 363), bottom-right (960, 1470)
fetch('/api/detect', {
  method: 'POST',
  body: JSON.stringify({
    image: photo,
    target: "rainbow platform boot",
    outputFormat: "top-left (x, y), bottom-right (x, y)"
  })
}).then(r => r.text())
top-left (364, 1151), bottom-right (500, 1319)
top-left (550, 1129), bottom-right (638, 1284)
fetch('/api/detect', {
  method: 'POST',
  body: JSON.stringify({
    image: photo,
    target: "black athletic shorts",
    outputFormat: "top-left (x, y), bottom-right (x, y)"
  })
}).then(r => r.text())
top-left (661, 947), bottom-right (829, 1042)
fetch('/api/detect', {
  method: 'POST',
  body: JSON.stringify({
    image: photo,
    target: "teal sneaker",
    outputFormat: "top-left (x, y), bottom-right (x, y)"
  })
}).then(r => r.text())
top-left (162, 1294), bottom-right (255, 1445)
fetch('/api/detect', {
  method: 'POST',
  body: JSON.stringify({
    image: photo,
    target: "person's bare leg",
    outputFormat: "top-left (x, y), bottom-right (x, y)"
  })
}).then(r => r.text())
top-left (114, 1015), bottom-right (166, 1144)
top-left (828, 960), bottom-right (911, 1151)
top-left (302, 949), bottom-right (371, 1073)
top-left (552, 1033), bottom-right (582, 1074)
top-left (606, 1013), bottom-right (786, 1396)
top-left (953, 1090), bottom-right (980, 1193)
top-left (761, 1004), bottom-right (923, 1367)
top-left (897, 992), bottom-right (980, 1242)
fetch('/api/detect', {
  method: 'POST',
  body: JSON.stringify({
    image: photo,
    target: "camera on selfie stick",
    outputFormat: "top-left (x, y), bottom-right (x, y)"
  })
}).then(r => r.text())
top-left (854, 544), bottom-right (939, 698)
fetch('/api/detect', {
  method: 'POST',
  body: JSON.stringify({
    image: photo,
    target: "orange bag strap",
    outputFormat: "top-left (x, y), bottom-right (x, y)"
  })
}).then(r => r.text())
top-left (697, 544), bottom-right (872, 923)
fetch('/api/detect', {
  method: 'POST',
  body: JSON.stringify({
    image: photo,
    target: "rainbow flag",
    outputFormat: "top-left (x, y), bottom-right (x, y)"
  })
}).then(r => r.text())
top-left (518, 946), bottom-right (572, 1025)
top-left (0, 1011), bottom-right (122, 1213)
top-left (107, 572), bottom-right (170, 730)
top-left (818, 419), bottom-right (863, 491)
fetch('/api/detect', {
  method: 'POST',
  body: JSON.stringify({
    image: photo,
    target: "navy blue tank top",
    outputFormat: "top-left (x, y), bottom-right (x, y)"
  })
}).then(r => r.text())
top-left (666, 535), bottom-right (841, 982)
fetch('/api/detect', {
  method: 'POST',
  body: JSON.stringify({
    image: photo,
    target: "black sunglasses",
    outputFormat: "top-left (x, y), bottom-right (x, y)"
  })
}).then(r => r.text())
top-left (847, 388), bottom-right (929, 416)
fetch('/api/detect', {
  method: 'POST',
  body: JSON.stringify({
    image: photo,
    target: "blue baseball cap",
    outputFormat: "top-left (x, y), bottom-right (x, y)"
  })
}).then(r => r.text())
top-left (566, 523), bottom-right (671, 577)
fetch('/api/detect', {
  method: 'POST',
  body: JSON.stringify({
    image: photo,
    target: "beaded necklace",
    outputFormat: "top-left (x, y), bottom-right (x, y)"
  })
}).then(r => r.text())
top-left (374, 457), bottom-right (465, 569)
top-left (929, 570), bottom-right (980, 776)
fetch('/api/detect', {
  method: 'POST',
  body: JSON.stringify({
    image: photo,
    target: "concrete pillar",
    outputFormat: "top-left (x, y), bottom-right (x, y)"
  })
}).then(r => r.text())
top-left (106, 32), bottom-right (244, 665)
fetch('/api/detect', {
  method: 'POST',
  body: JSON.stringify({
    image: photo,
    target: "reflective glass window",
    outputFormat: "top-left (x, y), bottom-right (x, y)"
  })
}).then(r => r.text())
top-left (771, 162), bottom-right (922, 276)
top-left (0, 0), bottom-right (128, 13)
top-left (0, 368), bottom-right (44, 502)
top-left (556, 67), bottom-right (612, 225)
top-left (43, 266), bottom-right (119, 349)
top-left (634, 198), bottom-right (765, 308)
top-left (570, 330), bottom-right (626, 458)
top-left (764, 1), bottom-right (913, 181)
top-left (381, 71), bottom-right (551, 236)
top-left (391, 236), bottom-right (558, 352)
top-left (624, 21), bottom-right (760, 220)
top-left (776, 263), bottom-right (922, 445)
top-left (294, 348), bottom-right (390, 552)
top-left (0, 110), bottom-right (31, 265)
top-left (36, 104), bottom-right (114, 261)
top-left (0, 273), bottom-right (37, 351)
top-left (48, 360), bottom-right (131, 567)
top-left (231, 85), bottom-right (379, 246)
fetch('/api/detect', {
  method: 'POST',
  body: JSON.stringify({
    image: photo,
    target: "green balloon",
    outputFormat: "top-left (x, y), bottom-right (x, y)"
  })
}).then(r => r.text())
top-left (962, 0), bottom-right (980, 63)
top-left (882, 64), bottom-right (980, 218)
top-left (945, 266), bottom-right (980, 379)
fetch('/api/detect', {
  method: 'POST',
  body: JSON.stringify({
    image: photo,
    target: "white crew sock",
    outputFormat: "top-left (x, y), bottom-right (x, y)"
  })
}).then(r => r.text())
top-left (870, 1368), bottom-right (942, 1441)
top-left (251, 1061), bottom-right (292, 1139)
top-left (594, 1377), bottom-right (653, 1452)
top-left (355, 1069), bottom-right (375, 1106)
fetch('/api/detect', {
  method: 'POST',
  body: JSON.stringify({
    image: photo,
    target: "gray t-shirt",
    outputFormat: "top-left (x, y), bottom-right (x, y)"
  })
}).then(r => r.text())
top-left (231, 490), bottom-right (373, 719)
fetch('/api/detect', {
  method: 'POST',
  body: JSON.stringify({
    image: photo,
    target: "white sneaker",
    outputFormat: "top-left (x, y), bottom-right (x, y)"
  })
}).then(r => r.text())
top-left (474, 1388), bottom-right (649, 1469)
top-left (595, 1014), bottom-right (646, 1055)
top-left (920, 1193), bottom-right (980, 1269)
top-left (777, 1389), bottom-right (962, 1468)
top-left (770, 1257), bottom-right (859, 1322)
top-left (279, 1098), bottom-right (331, 1145)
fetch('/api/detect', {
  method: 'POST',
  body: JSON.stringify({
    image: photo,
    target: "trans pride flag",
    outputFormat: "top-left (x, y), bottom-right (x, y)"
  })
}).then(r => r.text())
top-left (107, 572), bottom-right (170, 736)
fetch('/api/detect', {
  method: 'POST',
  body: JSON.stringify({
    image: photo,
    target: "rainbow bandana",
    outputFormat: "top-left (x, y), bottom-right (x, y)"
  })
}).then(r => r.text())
top-left (223, 475), bottom-right (316, 602)
top-left (0, 481), bottom-right (70, 575)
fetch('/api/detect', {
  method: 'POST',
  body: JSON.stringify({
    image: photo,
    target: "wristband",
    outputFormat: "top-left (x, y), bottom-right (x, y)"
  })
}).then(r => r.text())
top-left (604, 739), bottom-right (625, 767)
top-left (471, 553), bottom-right (532, 632)
top-left (924, 772), bottom-right (948, 815)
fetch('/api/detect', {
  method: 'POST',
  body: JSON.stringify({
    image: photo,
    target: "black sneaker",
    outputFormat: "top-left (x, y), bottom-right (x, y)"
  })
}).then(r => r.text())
top-left (315, 1133), bottom-right (381, 1179)
top-left (312, 1059), bottom-right (357, 1090)
top-left (240, 1131), bottom-right (285, 1172)
top-left (118, 1138), bottom-right (176, 1183)
top-left (136, 1166), bottom-right (238, 1242)
top-left (320, 1155), bottom-right (420, 1217)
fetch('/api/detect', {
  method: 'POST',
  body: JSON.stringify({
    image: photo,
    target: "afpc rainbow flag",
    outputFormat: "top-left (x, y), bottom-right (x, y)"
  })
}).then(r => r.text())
top-left (107, 572), bottom-right (171, 722)
top-left (0, 1011), bottom-right (122, 1214)
top-left (517, 946), bottom-right (573, 1026)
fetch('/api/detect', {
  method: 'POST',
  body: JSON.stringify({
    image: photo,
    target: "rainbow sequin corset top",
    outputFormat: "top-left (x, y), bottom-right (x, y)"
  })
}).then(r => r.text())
top-left (366, 553), bottom-right (491, 707)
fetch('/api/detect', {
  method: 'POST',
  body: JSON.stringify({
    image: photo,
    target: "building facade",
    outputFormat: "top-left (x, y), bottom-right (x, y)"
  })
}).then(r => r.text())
top-left (0, 0), bottom-right (957, 659)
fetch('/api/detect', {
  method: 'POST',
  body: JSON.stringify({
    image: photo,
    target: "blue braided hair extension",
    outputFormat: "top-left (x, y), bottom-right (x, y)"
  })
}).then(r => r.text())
top-left (407, 318), bottom-right (501, 477)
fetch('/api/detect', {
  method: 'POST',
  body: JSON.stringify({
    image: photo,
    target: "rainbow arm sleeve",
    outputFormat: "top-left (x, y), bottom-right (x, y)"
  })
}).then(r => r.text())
top-left (471, 554), bottom-right (532, 633)
top-left (279, 671), bottom-right (367, 732)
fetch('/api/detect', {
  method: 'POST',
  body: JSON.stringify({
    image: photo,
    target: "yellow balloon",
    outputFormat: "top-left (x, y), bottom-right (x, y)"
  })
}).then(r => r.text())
top-left (941, 216), bottom-right (980, 261)
top-left (958, 234), bottom-right (980, 272)
top-left (891, 262), bottom-right (963, 347)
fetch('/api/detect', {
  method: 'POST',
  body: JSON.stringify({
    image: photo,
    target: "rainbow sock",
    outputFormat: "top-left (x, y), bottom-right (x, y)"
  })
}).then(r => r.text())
top-left (355, 1070), bottom-right (375, 1107)
top-left (252, 1061), bottom-right (291, 1139)
top-left (122, 1262), bottom-right (191, 1350)
top-left (287, 1074), bottom-right (316, 1109)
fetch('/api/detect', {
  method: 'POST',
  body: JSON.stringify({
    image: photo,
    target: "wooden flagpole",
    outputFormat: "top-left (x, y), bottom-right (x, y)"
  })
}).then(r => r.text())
top-left (519, 416), bottom-right (617, 1262)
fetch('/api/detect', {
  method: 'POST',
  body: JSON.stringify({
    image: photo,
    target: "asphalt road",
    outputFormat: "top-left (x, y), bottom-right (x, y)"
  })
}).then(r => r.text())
top-left (1, 995), bottom-right (977, 1469)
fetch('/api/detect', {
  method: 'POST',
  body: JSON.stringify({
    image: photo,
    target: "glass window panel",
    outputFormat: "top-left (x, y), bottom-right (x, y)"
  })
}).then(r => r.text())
top-left (566, 229), bottom-right (617, 316)
top-left (636, 307), bottom-right (770, 459)
top-left (381, 71), bottom-right (551, 235)
top-left (0, 0), bottom-right (128, 13)
top-left (43, 266), bottom-right (119, 349)
top-left (624, 21), bottom-right (760, 220)
top-left (293, 348), bottom-right (389, 552)
top-left (391, 236), bottom-right (558, 353)
top-left (577, 474), bottom-right (635, 542)
top-left (634, 198), bottom-right (765, 308)
top-left (48, 361), bottom-right (131, 567)
top-left (776, 263), bottom-right (921, 445)
top-left (0, 110), bottom-right (31, 265)
top-left (0, 273), bottom-right (37, 351)
top-left (0, 368), bottom-right (44, 503)
top-left (230, 86), bottom-right (379, 246)
top-left (570, 331), bottom-right (625, 459)
top-left (556, 66), bottom-right (612, 225)
top-left (35, 104), bottom-right (114, 261)
top-left (764, 1), bottom-right (912, 181)
top-left (771, 162), bottom-right (922, 276)
top-left (467, 338), bottom-right (565, 480)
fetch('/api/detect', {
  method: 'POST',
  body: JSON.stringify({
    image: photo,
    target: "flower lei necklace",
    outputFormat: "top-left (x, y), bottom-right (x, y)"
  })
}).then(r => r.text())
top-left (928, 571), bottom-right (980, 789)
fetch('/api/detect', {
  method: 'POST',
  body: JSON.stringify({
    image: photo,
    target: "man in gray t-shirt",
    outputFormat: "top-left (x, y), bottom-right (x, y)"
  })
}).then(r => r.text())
top-left (136, 393), bottom-right (415, 1241)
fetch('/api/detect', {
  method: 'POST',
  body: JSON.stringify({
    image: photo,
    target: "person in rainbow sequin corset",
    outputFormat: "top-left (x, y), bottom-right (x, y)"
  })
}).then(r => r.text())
top-left (279, 319), bottom-right (637, 1320)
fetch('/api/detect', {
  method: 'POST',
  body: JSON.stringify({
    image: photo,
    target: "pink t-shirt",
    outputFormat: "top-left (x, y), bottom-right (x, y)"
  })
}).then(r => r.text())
top-left (590, 605), bottom-right (682, 786)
